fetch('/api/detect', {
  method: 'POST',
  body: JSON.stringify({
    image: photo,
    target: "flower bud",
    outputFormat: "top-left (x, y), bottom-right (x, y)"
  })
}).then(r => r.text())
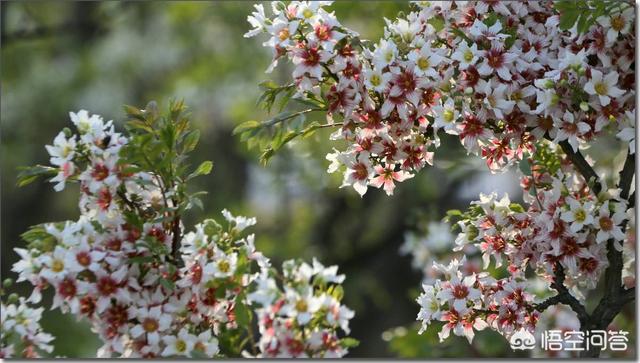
top-left (8, 293), bottom-right (19, 304)
top-left (2, 278), bottom-right (13, 289)
top-left (579, 102), bottom-right (589, 111)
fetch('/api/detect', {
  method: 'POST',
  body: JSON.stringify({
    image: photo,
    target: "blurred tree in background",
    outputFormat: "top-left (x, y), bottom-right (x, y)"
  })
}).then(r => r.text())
top-left (1, 1), bottom-right (632, 358)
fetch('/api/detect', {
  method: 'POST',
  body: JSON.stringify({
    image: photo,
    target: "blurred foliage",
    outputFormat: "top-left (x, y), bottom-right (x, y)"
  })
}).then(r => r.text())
top-left (1, 1), bottom-right (633, 358)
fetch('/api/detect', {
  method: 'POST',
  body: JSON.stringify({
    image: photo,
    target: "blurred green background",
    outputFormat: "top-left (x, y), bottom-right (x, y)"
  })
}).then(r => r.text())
top-left (0, 1), bottom-right (634, 358)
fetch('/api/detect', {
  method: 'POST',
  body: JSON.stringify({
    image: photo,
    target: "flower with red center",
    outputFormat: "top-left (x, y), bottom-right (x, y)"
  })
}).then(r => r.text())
top-left (130, 306), bottom-right (172, 345)
top-left (57, 278), bottom-right (77, 299)
top-left (478, 44), bottom-right (517, 80)
top-left (292, 42), bottom-right (331, 80)
top-left (106, 304), bottom-right (129, 329)
top-left (594, 201), bottom-right (626, 245)
top-left (339, 152), bottom-right (373, 197)
top-left (91, 163), bottom-right (109, 181)
top-left (97, 276), bottom-right (118, 297)
top-left (461, 65), bottom-right (480, 88)
top-left (554, 111), bottom-right (591, 152)
top-left (326, 83), bottom-right (357, 114)
top-left (438, 308), bottom-right (488, 343)
top-left (459, 113), bottom-right (491, 151)
top-left (285, 338), bottom-right (305, 357)
top-left (79, 295), bottom-right (96, 317)
top-left (96, 188), bottom-right (112, 211)
top-left (369, 164), bottom-right (413, 196)
top-left (437, 274), bottom-right (481, 313)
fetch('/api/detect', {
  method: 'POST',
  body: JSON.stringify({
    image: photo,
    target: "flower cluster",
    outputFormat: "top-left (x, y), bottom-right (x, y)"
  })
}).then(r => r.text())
top-left (246, 1), bottom-right (634, 196)
top-left (1, 297), bottom-right (54, 358)
top-left (12, 107), bottom-right (355, 358)
top-left (416, 257), bottom-right (539, 343)
top-left (248, 259), bottom-right (355, 358)
top-left (15, 111), bottom-right (226, 357)
top-left (416, 153), bottom-right (634, 343)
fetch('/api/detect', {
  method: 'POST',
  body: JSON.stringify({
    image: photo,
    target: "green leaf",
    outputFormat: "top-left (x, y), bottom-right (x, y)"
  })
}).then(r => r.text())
top-left (427, 16), bottom-right (445, 32)
top-left (558, 8), bottom-right (580, 30)
top-left (159, 277), bottom-right (175, 291)
top-left (232, 120), bottom-right (261, 136)
top-left (188, 161), bottom-right (213, 179)
top-left (259, 148), bottom-right (275, 166)
top-left (16, 165), bottom-right (58, 187)
top-left (339, 337), bottom-right (360, 348)
top-left (234, 296), bottom-right (252, 327)
top-left (451, 28), bottom-right (472, 44)
top-left (509, 203), bottom-right (525, 213)
top-left (518, 158), bottom-right (532, 176)
top-left (330, 285), bottom-right (344, 300)
top-left (123, 104), bottom-right (145, 120)
top-left (190, 196), bottom-right (204, 211)
top-left (182, 129), bottom-right (200, 153)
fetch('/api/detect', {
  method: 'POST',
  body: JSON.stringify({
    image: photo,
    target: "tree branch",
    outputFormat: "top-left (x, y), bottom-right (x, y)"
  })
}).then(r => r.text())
top-left (579, 149), bottom-right (636, 357)
top-left (535, 263), bottom-right (590, 325)
top-left (620, 287), bottom-right (635, 305)
top-left (558, 140), bottom-right (602, 195)
top-left (618, 151), bottom-right (635, 201)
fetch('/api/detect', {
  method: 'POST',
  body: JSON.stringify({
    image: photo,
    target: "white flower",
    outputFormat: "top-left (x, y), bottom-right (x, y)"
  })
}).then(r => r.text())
top-left (469, 19), bottom-right (508, 41)
top-left (451, 41), bottom-right (479, 70)
top-left (363, 67), bottom-right (391, 93)
top-left (416, 284), bottom-right (442, 333)
top-left (280, 287), bottom-right (322, 325)
top-left (161, 328), bottom-right (197, 357)
top-left (597, 7), bottom-right (634, 43)
top-left (323, 296), bottom-right (355, 334)
top-left (561, 197), bottom-right (594, 233)
top-left (45, 131), bottom-right (77, 166)
top-left (340, 151), bottom-right (373, 197)
top-left (436, 274), bottom-right (481, 313)
top-left (264, 18), bottom-right (299, 48)
top-left (477, 79), bottom-right (515, 119)
top-left (203, 249), bottom-right (238, 279)
top-left (617, 110), bottom-right (635, 155)
top-left (244, 4), bottom-right (267, 38)
top-left (291, 43), bottom-right (332, 80)
top-left (38, 246), bottom-right (69, 282)
top-left (247, 269), bottom-right (279, 306)
top-left (130, 306), bottom-right (172, 346)
top-left (408, 43), bottom-right (446, 78)
top-left (584, 70), bottom-right (625, 106)
top-left (194, 330), bottom-right (219, 357)
top-left (558, 49), bottom-right (587, 71)
top-left (386, 18), bottom-right (421, 44)
top-left (311, 258), bottom-right (345, 284)
top-left (594, 201), bottom-right (627, 245)
top-left (221, 209), bottom-right (256, 231)
top-left (294, 1), bottom-right (331, 24)
top-left (554, 111), bottom-right (590, 152)
top-left (432, 98), bottom-right (460, 135)
top-left (372, 39), bottom-right (398, 69)
top-left (369, 164), bottom-right (413, 196)
top-left (64, 239), bottom-right (105, 273)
